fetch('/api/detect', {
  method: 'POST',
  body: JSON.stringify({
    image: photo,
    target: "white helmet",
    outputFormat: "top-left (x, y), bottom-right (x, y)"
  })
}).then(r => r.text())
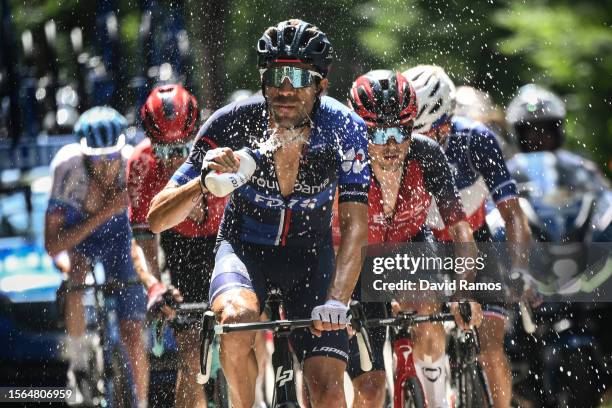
top-left (402, 65), bottom-right (456, 133)
top-left (506, 84), bottom-right (566, 126)
top-left (455, 86), bottom-right (497, 120)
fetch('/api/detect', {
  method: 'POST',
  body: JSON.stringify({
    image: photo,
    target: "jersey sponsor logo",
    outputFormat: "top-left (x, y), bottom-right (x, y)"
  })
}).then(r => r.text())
top-left (275, 366), bottom-right (294, 387)
top-left (251, 175), bottom-right (279, 190)
top-left (296, 198), bottom-right (318, 209)
top-left (253, 194), bottom-right (319, 210)
top-left (371, 203), bottom-right (427, 225)
top-left (250, 175), bottom-right (330, 195)
top-left (341, 147), bottom-right (366, 174)
top-left (294, 178), bottom-right (330, 195)
top-left (254, 194), bottom-right (284, 208)
top-left (190, 143), bottom-right (207, 165)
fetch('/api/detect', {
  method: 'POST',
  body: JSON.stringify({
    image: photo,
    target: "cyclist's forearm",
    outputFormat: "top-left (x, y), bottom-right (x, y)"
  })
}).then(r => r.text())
top-left (328, 203), bottom-right (368, 304)
top-left (131, 238), bottom-right (160, 289)
top-left (448, 220), bottom-right (478, 284)
top-left (498, 198), bottom-right (531, 270)
top-left (148, 179), bottom-right (203, 233)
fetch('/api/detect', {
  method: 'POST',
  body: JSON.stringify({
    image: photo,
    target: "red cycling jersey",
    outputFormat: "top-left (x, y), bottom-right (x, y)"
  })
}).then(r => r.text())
top-left (334, 135), bottom-right (466, 245)
top-left (127, 138), bottom-right (227, 238)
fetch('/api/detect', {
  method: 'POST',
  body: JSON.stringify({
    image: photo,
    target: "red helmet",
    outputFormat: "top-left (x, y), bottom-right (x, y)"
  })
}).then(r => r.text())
top-left (348, 70), bottom-right (417, 128)
top-left (140, 84), bottom-right (199, 144)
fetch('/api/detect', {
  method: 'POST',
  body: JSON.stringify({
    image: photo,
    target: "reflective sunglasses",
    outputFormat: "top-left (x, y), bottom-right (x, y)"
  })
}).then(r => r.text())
top-left (368, 126), bottom-right (412, 145)
top-left (261, 66), bottom-right (322, 89)
top-left (152, 144), bottom-right (191, 160)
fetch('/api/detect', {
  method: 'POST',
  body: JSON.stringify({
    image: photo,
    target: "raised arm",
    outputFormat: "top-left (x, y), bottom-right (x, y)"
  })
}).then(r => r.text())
top-left (44, 189), bottom-right (127, 257)
top-left (147, 179), bottom-right (203, 234)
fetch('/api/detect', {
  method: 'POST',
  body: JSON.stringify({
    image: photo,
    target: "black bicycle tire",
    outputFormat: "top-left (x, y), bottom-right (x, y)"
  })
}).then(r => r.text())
top-left (403, 377), bottom-right (427, 408)
top-left (213, 367), bottom-right (231, 408)
top-left (460, 363), bottom-right (492, 408)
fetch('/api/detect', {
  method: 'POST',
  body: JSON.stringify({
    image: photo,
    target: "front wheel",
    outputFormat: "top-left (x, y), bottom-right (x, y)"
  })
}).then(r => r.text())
top-left (402, 377), bottom-right (427, 408)
top-left (458, 363), bottom-right (493, 408)
top-left (212, 367), bottom-right (230, 408)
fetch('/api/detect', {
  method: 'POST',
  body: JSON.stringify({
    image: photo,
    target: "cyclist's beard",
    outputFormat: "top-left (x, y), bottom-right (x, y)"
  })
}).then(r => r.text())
top-left (269, 96), bottom-right (312, 129)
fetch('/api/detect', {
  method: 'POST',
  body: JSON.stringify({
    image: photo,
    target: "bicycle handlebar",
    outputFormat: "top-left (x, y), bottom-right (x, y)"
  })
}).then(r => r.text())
top-left (214, 319), bottom-right (313, 334)
top-left (349, 300), bottom-right (466, 373)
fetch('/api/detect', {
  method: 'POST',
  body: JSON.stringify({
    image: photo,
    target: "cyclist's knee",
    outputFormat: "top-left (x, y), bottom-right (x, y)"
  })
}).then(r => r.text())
top-left (304, 356), bottom-right (346, 406)
top-left (352, 371), bottom-right (386, 407)
top-left (212, 289), bottom-right (259, 324)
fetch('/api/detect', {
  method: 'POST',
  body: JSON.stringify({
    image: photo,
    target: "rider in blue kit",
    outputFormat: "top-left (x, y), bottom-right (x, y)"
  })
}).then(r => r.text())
top-left (44, 107), bottom-right (148, 406)
top-left (147, 20), bottom-right (370, 408)
top-left (404, 65), bottom-right (532, 408)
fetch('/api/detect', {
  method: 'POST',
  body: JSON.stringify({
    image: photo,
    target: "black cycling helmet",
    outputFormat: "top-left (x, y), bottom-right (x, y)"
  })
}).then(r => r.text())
top-left (506, 84), bottom-right (566, 152)
top-left (257, 19), bottom-right (333, 77)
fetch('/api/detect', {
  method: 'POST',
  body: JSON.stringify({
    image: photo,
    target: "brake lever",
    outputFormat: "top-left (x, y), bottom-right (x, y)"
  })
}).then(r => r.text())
top-left (196, 310), bottom-right (216, 384)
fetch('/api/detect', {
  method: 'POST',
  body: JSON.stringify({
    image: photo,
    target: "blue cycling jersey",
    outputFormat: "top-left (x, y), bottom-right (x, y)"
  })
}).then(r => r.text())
top-left (46, 143), bottom-right (145, 321)
top-left (171, 95), bottom-right (370, 247)
top-left (508, 149), bottom-right (610, 198)
top-left (428, 116), bottom-right (518, 230)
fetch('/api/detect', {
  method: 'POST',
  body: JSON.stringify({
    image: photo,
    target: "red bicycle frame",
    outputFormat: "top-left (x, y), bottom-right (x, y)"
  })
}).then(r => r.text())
top-left (393, 337), bottom-right (427, 407)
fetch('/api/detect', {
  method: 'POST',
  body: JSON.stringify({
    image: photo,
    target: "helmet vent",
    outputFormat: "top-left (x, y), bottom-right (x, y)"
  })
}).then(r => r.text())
top-left (416, 104), bottom-right (427, 120)
top-left (429, 98), bottom-right (442, 114)
top-left (429, 81), bottom-right (440, 97)
top-left (284, 26), bottom-right (296, 46)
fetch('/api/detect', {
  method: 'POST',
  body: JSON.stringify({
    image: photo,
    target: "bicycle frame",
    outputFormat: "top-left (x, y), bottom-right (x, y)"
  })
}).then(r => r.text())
top-left (267, 290), bottom-right (299, 407)
top-left (392, 330), bottom-right (422, 408)
top-left (349, 301), bottom-right (472, 408)
top-left (61, 277), bottom-right (140, 407)
top-left (198, 289), bottom-right (312, 408)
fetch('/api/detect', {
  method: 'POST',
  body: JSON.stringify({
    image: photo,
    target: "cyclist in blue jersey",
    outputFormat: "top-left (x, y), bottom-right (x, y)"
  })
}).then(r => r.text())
top-left (147, 20), bottom-right (369, 408)
top-left (506, 84), bottom-right (610, 196)
top-left (44, 107), bottom-right (148, 407)
top-left (404, 65), bottom-right (533, 408)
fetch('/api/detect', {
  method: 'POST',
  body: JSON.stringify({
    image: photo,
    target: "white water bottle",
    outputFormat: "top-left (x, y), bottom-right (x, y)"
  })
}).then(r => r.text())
top-left (204, 149), bottom-right (256, 197)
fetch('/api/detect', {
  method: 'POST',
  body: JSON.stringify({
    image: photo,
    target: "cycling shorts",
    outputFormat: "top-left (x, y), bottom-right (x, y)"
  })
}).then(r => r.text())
top-left (160, 230), bottom-right (216, 304)
top-left (74, 211), bottom-right (146, 321)
top-left (210, 239), bottom-right (349, 364)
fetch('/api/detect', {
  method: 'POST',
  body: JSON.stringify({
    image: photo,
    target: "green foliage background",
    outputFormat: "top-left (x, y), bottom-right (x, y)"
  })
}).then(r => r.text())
top-left (8, 0), bottom-right (612, 172)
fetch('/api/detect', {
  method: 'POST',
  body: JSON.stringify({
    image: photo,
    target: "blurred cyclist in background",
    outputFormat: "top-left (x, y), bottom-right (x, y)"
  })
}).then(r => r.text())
top-left (455, 85), bottom-right (516, 160)
top-left (127, 84), bottom-right (225, 408)
top-left (44, 107), bottom-right (148, 407)
top-left (506, 84), bottom-right (610, 199)
top-left (404, 65), bottom-right (532, 408)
